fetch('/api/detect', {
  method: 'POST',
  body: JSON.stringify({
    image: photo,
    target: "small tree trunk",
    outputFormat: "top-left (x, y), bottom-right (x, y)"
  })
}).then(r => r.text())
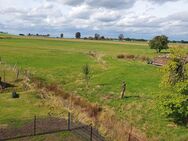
top-left (16, 69), bottom-right (20, 80)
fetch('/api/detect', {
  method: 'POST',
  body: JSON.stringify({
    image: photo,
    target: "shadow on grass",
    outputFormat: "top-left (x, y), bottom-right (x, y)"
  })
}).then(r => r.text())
top-left (98, 83), bottom-right (111, 86)
top-left (158, 51), bottom-right (170, 54)
top-left (124, 95), bottom-right (140, 99)
top-left (0, 82), bottom-right (15, 89)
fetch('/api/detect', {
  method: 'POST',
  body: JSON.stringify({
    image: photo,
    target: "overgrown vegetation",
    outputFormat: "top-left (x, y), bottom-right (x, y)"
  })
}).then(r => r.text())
top-left (160, 47), bottom-right (188, 125)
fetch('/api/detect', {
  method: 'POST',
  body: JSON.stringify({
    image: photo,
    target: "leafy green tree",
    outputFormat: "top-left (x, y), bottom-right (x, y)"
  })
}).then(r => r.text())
top-left (149, 35), bottom-right (169, 53)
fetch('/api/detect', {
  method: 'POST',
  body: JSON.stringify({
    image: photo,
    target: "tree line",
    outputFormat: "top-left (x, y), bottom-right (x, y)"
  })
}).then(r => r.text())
top-left (16, 32), bottom-right (188, 44)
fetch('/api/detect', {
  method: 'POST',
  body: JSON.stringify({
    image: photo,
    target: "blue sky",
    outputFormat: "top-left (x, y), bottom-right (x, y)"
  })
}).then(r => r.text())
top-left (0, 0), bottom-right (188, 40)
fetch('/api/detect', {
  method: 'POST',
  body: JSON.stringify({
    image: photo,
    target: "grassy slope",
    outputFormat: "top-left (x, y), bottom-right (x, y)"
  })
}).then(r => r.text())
top-left (0, 36), bottom-right (188, 140)
top-left (0, 64), bottom-right (88, 141)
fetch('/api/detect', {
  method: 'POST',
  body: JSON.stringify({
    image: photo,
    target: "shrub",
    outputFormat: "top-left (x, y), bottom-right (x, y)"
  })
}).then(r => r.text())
top-left (175, 80), bottom-right (188, 95)
top-left (126, 54), bottom-right (135, 59)
top-left (161, 95), bottom-right (188, 125)
top-left (117, 54), bottom-right (125, 59)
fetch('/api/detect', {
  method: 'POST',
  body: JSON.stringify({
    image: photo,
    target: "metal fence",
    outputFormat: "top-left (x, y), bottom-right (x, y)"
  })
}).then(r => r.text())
top-left (0, 113), bottom-right (105, 141)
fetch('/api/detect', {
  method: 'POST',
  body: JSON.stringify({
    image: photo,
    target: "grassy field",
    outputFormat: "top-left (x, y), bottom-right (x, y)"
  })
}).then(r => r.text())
top-left (0, 63), bottom-right (89, 141)
top-left (12, 132), bottom-right (88, 141)
top-left (0, 35), bottom-right (188, 140)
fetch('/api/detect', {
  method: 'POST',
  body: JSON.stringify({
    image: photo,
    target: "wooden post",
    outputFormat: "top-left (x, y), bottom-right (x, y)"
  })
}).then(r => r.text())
top-left (121, 81), bottom-right (126, 99)
top-left (34, 115), bottom-right (36, 136)
top-left (3, 70), bottom-right (5, 82)
top-left (128, 125), bottom-right (132, 141)
top-left (90, 125), bottom-right (93, 141)
top-left (68, 112), bottom-right (71, 130)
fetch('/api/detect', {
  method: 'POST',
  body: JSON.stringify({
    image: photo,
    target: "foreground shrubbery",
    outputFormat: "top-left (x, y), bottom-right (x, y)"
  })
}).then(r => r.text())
top-left (160, 47), bottom-right (188, 125)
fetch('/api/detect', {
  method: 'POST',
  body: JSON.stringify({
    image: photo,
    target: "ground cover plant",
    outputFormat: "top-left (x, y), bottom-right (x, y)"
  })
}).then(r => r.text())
top-left (0, 34), bottom-right (188, 140)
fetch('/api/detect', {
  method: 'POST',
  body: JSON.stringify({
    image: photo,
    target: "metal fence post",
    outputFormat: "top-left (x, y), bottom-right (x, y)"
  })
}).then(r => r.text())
top-left (34, 115), bottom-right (36, 136)
top-left (90, 125), bottom-right (93, 141)
top-left (68, 112), bottom-right (71, 130)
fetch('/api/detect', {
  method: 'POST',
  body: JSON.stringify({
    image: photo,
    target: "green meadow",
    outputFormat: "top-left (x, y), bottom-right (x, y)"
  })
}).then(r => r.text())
top-left (0, 35), bottom-right (188, 140)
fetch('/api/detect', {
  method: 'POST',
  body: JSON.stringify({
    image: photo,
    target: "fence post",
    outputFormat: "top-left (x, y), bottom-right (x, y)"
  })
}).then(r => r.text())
top-left (90, 125), bottom-right (93, 141)
top-left (3, 70), bottom-right (5, 82)
top-left (68, 112), bottom-right (71, 130)
top-left (128, 125), bottom-right (132, 141)
top-left (34, 115), bottom-right (36, 136)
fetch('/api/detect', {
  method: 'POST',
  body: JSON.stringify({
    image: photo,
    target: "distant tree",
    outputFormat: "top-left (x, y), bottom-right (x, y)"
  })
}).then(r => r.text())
top-left (119, 34), bottom-right (124, 40)
top-left (19, 34), bottom-right (25, 36)
top-left (100, 36), bottom-right (105, 40)
top-left (60, 33), bottom-right (64, 38)
top-left (125, 37), bottom-right (131, 41)
top-left (47, 34), bottom-right (50, 37)
top-left (94, 33), bottom-right (100, 40)
top-left (75, 32), bottom-right (81, 39)
top-left (149, 35), bottom-right (169, 53)
top-left (89, 36), bottom-right (94, 40)
top-left (28, 33), bottom-right (31, 36)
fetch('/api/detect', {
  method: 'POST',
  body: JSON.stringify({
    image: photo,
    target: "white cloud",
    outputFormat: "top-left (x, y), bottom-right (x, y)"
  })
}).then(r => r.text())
top-left (0, 0), bottom-right (188, 40)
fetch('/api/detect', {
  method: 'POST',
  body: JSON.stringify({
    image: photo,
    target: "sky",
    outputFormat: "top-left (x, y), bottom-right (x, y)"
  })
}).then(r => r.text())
top-left (0, 0), bottom-right (188, 40)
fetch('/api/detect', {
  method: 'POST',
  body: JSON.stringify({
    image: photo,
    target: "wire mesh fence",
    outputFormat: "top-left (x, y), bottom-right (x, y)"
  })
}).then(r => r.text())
top-left (0, 113), bottom-right (104, 141)
top-left (0, 112), bottom-right (143, 141)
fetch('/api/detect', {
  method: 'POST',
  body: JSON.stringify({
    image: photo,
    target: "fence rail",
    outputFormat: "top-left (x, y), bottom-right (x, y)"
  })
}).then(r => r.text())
top-left (0, 113), bottom-right (104, 141)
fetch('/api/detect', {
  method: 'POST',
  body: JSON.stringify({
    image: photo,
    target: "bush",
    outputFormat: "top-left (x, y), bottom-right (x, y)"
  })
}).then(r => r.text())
top-left (161, 95), bottom-right (188, 125)
top-left (175, 80), bottom-right (188, 95)
top-left (126, 54), bottom-right (135, 59)
top-left (117, 54), bottom-right (125, 59)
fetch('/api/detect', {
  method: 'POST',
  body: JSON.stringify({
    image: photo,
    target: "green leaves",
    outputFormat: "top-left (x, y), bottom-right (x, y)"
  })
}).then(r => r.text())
top-left (160, 47), bottom-right (188, 125)
top-left (161, 47), bottom-right (188, 89)
top-left (175, 80), bottom-right (188, 95)
top-left (82, 64), bottom-right (91, 87)
top-left (149, 35), bottom-right (169, 53)
top-left (160, 94), bottom-right (188, 125)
